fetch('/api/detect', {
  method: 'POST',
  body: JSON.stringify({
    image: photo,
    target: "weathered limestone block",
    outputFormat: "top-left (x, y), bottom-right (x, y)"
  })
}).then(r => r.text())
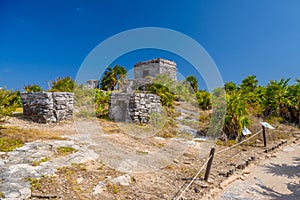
top-left (109, 93), bottom-right (161, 123)
top-left (21, 92), bottom-right (74, 123)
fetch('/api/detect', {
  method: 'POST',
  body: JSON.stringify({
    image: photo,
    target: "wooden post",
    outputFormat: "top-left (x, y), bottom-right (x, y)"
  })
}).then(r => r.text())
top-left (204, 148), bottom-right (215, 181)
top-left (262, 126), bottom-right (267, 147)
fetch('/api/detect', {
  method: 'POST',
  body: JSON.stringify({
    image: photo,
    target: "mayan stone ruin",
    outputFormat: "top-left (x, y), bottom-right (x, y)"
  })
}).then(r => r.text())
top-left (134, 58), bottom-right (177, 80)
top-left (109, 58), bottom-right (176, 123)
top-left (21, 92), bottom-right (74, 123)
top-left (109, 93), bottom-right (161, 123)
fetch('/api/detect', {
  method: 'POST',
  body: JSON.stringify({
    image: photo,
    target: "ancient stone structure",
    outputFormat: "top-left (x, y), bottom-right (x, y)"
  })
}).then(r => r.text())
top-left (134, 58), bottom-right (177, 81)
top-left (21, 92), bottom-right (74, 123)
top-left (108, 58), bottom-right (177, 123)
top-left (109, 93), bottom-right (161, 123)
top-left (86, 79), bottom-right (99, 89)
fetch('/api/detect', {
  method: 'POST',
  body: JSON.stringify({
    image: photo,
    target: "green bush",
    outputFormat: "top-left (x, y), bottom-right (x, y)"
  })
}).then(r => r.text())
top-left (94, 89), bottom-right (111, 117)
top-left (0, 137), bottom-right (23, 152)
top-left (49, 77), bottom-right (75, 92)
top-left (0, 89), bottom-right (19, 117)
top-left (148, 83), bottom-right (174, 108)
top-left (24, 84), bottom-right (43, 92)
top-left (196, 90), bottom-right (211, 110)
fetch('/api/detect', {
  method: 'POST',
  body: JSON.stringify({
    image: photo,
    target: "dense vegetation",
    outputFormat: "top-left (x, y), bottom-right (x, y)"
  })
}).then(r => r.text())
top-left (222, 76), bottom-right (300, 139)
top-left (0, 89), bottom-right (20, 118)
top-left (1, 70), bottom-right (299, 141)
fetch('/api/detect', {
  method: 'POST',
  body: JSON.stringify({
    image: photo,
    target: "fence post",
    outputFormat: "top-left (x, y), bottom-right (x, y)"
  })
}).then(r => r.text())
top-left (204, 148), bottom-right (215, 181)
top-left (262, 126), bottom-right (267, 147)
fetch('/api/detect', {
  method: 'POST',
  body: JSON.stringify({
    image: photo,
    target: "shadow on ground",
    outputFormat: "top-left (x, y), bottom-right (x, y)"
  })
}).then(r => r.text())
top-left (254, 157), bottom-right (300, 200)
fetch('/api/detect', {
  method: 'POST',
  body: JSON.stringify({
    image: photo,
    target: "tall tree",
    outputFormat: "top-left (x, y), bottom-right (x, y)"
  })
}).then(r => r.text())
top-left (224, 81), bottom-right (237, 93)
top-left (239, 75), bottom-right (258, 93)
top-left (223, 91), bottom-right (250, 140)
top-left (185, 75), bottom-right (198, 93)
top-left (100, 65), bottom-right (127, 91)
top-left (264, 78), bottom-right (292, 121)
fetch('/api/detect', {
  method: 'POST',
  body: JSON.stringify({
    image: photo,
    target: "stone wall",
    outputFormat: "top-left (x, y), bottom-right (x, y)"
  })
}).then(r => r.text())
top-left (21, 92), bottom-right (74, 123)
top-left (134, 58), bottom-right (177, 81)
top-left (109, 93), bottom-right (161, 123)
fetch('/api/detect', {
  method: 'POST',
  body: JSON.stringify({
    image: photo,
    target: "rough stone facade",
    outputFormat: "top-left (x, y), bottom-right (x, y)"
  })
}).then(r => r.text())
top-left (86, 79), bottom-right (99, 89)
top-left (21, 92), bottom-right (74, 123)
top-left (109, 93), bottom-right (161, 123)
top-left (134, 58), bottom-right (177, 81)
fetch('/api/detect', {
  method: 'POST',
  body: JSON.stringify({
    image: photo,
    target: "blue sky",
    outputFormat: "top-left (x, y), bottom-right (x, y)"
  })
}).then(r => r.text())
top-left (1, 0), bottom-right (300, 90)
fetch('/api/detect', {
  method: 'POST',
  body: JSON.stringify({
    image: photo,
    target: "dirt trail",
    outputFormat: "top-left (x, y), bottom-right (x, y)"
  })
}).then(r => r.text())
top-left (215, 140), bottom-right (300, 200)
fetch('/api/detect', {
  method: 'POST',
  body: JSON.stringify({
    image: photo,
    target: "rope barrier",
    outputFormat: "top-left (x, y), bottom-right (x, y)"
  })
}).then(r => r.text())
top-left (173, 127), bottom-right (299, 199)
top-left (174, 155), bottom-right (212, 200)
top-left (269, 129), bottom-right (300, 134)
top-left (215, 129), bottom-right (262, 155)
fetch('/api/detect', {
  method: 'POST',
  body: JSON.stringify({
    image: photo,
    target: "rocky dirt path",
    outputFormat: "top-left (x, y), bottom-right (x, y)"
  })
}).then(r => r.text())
top-left (215, 140), bottom-right (300, 200)
top-left (1, 115), bottom-right (299, 200)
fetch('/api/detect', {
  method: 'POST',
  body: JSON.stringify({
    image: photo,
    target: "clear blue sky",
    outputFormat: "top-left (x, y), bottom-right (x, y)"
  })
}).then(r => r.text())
top-left (1, 0), bottom-right (300, 90)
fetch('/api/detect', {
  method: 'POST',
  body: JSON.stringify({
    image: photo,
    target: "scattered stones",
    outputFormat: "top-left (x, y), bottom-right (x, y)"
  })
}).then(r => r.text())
top-left (93, 181), bottom-right (106, 195)
top-left (173, 159), bottom-right (180, 164)
top-left (243, 169), bottom-right (251, 175)
top-left (0, 140), bottom-right (97, 200)
top-left (76, 177), bottom-right (84, 184)
top-left (255, 139), bottom-right (262, 143)
top-left (194, 186), bottom-right (200, 193)
top-left (110, 174), bottom-right (131, 186)
top-left (183, 161), bottom-right (192, 165)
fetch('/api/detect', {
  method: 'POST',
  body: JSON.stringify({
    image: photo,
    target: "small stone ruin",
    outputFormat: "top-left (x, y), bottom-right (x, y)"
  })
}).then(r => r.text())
top-left (108, 58), bottom-right (177, 123)
top-left (21, 92), bottom-right (74, 123)
top-left (109, 93), bottom-right (161, 123)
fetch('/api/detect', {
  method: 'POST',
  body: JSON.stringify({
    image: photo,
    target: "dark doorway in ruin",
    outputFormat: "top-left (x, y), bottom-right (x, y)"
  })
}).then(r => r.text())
top-left (115, 100), bottom-right (128, 122)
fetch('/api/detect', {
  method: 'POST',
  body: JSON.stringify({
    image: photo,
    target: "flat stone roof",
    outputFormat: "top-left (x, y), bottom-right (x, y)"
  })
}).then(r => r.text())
top-left (134, 58), bottom-right (177, 68)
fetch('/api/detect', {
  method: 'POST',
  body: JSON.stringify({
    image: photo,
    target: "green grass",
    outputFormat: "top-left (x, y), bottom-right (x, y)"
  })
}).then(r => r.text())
top-left (32, 157), bottom-right (50, 166)
top-left (26, 177), bottom-right (42, 191)
top-left (71, 163), bottom-right (87, 171)
top-left (55, 146), bottom-right (77, 156)
top-left (215, 139), bottom-right (237, 147)
top-left (0, 137), bottom-right (23, 152)
top-left (0, 191), bottom-right (5, 198)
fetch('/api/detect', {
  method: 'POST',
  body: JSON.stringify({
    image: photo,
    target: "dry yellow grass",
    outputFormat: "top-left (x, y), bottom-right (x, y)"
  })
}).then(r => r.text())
top-left (0, 126), bottom-right (63, 143)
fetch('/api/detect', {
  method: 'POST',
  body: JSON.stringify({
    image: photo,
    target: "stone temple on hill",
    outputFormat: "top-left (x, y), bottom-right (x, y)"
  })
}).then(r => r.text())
top-left (134, 58), bottom-right (177, 81)
top-left (121, 58), bottom-right (177, 93)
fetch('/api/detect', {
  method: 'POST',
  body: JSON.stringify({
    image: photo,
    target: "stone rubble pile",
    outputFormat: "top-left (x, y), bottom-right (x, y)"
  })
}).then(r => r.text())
top-left (21, 92), bottom-right (74, 123)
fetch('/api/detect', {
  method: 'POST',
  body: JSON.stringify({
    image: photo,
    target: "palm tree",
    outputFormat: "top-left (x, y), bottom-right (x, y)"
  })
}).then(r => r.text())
top-left (264, 78), bottom-right (292, 122)
top-left (100, 65), bottom-right (127, 91)
top-left (287, 80), bottom-right (300, 125)
top-left (239, 75), bottom-right (258, 93)
top-left (223, 91), bottom-right (250, 140)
